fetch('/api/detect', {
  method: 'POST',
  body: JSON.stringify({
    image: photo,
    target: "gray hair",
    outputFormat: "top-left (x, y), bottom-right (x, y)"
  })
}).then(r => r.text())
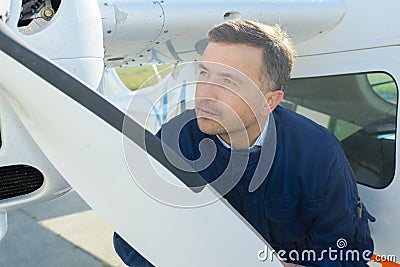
top-left (208, 19), bottom-right (294, 92)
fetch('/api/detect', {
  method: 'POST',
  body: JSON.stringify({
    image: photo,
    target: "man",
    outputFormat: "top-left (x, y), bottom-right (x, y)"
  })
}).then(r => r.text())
top-left (114, 19), bottom-right (375, 266)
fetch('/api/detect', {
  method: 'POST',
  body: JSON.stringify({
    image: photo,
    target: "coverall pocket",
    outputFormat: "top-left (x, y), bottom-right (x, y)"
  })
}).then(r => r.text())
top-left (265, 197), bottom-right (323, 245)
top-left (265, 197), bottom-right (299, 223)
top-left (354, 204), bottom-right (375, 250)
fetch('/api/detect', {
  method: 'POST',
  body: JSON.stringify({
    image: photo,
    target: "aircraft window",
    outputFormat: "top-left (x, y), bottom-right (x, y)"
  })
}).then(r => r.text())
top-left (284, 72), bottom-right (397, 189)
top-left (367, 73), bottom-right (397, 104)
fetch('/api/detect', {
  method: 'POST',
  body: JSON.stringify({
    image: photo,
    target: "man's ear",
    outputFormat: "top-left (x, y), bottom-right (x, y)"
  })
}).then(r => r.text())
top-left (263, 90), bottom-right (284, 114)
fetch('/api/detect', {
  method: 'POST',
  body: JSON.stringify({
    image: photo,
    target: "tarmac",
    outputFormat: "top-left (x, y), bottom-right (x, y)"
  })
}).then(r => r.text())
top-left (0, 190), bottom-right (126, 267)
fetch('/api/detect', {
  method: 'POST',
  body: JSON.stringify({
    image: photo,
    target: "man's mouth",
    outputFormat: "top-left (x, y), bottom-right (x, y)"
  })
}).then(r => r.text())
top-left (196, 107), bottom-right (219, 118)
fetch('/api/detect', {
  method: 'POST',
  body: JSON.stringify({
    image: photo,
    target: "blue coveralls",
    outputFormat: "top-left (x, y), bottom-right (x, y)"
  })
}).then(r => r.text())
top-left (114, 106), bottom-right (375, 266)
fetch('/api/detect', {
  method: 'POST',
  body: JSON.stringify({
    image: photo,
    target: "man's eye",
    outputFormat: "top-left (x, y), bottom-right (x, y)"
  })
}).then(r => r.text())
top-left (224, 78), bottom-right (236, 86)
top-left (199, 70), bottom-right (208, 77)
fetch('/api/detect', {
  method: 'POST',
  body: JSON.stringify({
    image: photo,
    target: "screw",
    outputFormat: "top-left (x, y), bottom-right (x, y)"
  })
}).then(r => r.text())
top-left (41, 8), bottom-right (55, 21)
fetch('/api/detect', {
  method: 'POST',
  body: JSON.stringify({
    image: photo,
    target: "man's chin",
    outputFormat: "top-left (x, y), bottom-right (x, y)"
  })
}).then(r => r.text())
top-left (197, 118), bottom-right (225, 135)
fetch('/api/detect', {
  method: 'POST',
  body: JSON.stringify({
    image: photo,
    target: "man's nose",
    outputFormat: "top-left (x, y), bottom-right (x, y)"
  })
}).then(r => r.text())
top-left (196, 82), bottom-right (223, 101)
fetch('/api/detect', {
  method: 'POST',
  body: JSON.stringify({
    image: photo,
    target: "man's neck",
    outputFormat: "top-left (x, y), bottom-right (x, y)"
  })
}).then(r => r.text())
top-left (218, 119), bottom-right (267, 149)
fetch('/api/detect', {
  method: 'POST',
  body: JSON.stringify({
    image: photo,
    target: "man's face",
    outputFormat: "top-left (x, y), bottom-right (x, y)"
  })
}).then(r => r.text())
top-left (195, 42), bottom-right (267, 146)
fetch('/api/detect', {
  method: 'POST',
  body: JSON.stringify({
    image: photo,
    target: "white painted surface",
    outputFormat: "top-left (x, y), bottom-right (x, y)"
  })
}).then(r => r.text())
top-left (0, 0), bottom-right (11, 22)
top-left (0, 89), bottom-right (70, 213)
top-left (102, 0), bottom-right (346, 66)
top-left (7, 0), bottom-right (104, 89)
top-left (0, 212), bottom-right (7, 241)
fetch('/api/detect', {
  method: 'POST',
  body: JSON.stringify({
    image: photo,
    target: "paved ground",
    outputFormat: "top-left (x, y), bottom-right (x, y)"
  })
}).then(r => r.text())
top-left (0, 190), bottom-right (126, 267)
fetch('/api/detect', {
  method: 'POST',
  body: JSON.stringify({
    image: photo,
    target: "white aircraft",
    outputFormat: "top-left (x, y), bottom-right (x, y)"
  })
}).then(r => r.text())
top-left (0, 0), bottom-right (398, 266)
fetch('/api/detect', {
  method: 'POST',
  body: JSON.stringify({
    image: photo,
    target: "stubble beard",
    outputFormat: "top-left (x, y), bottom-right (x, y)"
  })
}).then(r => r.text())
top-left (197, 117), bottom-right (227, 136)
top-left (197, 115), bottom-right (258, 138)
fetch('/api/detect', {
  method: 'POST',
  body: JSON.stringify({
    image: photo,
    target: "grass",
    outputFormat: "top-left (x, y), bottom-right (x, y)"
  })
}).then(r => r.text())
top-left (367, 73), bottom-right (398, 104)
top-left (115, 64), bottom-right (172, 90)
